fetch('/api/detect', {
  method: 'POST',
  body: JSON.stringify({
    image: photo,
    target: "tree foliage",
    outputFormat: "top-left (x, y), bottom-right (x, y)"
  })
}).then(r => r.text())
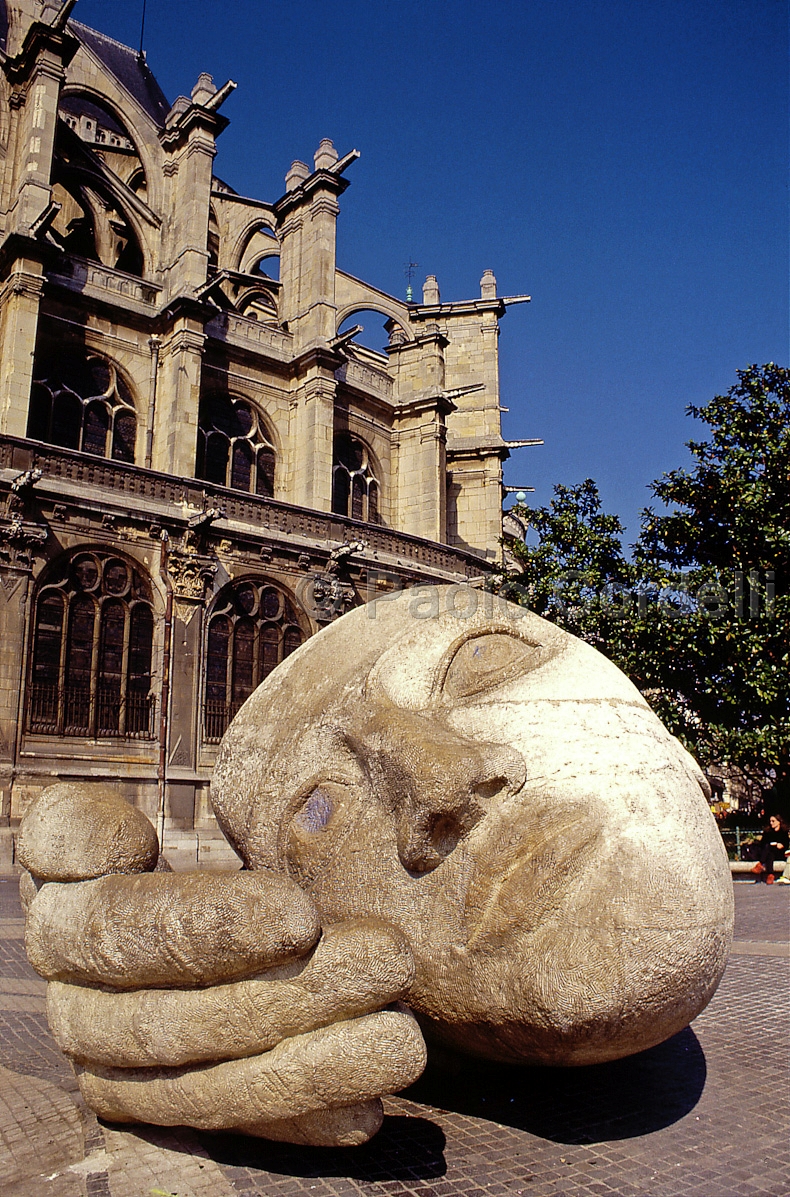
top-left (501, 365), bottom-right (790, 797)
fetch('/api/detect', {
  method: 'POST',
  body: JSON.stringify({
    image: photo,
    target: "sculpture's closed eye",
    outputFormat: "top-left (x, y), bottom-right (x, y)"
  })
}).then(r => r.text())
top-left (440, 632), bottom-right (546, 701)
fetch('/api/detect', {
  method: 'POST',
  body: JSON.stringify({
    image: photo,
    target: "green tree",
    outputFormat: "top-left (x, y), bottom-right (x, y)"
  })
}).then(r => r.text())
top-left (501, 364), bottom-right (790, 798)
top-left (500, 478), bottom-right (632, 643)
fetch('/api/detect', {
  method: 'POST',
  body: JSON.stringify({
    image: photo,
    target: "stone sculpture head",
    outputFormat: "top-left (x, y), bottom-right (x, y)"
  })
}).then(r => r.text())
top-left (212, 585), bottom-right (733, 1066)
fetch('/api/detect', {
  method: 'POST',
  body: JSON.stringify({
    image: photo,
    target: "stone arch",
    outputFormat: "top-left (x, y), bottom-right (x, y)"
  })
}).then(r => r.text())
top-left (233, 219), bottom-right (280, 275)
top-left (58, 83), bottom-right (162, 210)
top-left (55, 89), bottom-right (161, 275)
top-left (235, 285), bottom-right (279, 321)
top-left (336, 303), bottom-right (413, 343)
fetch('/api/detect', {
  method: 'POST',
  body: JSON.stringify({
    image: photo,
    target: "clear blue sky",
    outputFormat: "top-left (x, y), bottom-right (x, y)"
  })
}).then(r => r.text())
top-left (72, 0), bottom-right (788, 546)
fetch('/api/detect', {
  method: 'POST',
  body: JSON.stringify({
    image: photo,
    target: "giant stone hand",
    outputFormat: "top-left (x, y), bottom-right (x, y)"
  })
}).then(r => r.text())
top-left (18, 785), bottom-right (426, 1147)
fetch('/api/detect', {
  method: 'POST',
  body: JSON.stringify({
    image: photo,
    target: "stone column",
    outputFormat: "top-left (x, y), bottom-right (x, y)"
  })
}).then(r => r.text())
top-left (274, 140), bottom-right (348, 353)
top-left (154, 77), bottom-right (233, 477)
top-left (445, 445), bottom-right (506, 559)
top-left (275, 143), bottom-right (352, 511)
top-left (0, 259), bottom-right (44, 436)
top-left (392, 394), bottom-right (453, 543)
top-left (162, 549), bottom-right (215, 831)
top-left (287, 355), bottom-right (336, 511)
top-left (0, 14), bottom-right (78, 435)
top-left (4, 16), bottom-right (76, 232)
top-left (152, 316), bottom-right (205, 478)
top-left (0, 509), bottom-right (46, 836)
top-left (388, 328), bottom-right (452, 541)
top-left (159, 76), bottom-right (229, 299)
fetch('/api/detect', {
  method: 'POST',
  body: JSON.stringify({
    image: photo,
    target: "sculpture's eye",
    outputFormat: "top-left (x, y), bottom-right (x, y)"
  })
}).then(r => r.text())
top-left (292, 786), bottom-right (334, 833)
top-left (441, 633), bottom-right (544, 701)
top-left (286, 782), bottom-right (359, 884)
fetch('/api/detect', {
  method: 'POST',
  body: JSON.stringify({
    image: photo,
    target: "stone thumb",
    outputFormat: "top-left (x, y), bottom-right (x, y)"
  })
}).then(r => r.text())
top-left (17, 782), bottom-right (159, 884)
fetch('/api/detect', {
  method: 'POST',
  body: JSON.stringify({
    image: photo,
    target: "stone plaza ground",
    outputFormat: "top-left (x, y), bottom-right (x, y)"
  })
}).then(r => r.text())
top-left (1, 874), bottom-right (787, 1197)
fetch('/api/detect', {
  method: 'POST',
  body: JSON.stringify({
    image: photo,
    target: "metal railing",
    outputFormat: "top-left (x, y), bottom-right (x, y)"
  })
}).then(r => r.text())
top-left (202, 697), bottom-right (244, 744)
top-left (719, 826), bottom-right (763, 861)
top-left (28, 682), bottom-right (156, 739)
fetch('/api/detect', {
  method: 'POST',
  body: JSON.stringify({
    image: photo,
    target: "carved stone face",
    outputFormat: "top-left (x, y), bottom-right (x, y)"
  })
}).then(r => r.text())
top-left (212, 588), bottom-right (733, 1066)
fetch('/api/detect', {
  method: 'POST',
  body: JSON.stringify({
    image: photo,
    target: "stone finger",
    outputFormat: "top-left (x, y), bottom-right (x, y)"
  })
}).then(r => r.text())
top-left (76, 1006), bottom-right (426, 1132)
top-left (26, 869), bottom-right (320, 988)
top-left (249, 1100), bottom-right (384, 1146)
top-left (47, 918), bottom-right (414, 1067)
top-left (18, 868), bottom-right (40, 916)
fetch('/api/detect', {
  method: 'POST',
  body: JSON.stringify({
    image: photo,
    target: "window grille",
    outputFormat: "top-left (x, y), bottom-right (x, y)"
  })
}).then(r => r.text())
top-left (28, 552), bottom-right (156, 739)
top-left (203, 581), bottom-right (304, 743)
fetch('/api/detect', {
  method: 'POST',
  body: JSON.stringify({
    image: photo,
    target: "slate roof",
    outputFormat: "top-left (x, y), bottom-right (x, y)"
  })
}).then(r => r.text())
top-left (69, 19), bottom-right (170, 127)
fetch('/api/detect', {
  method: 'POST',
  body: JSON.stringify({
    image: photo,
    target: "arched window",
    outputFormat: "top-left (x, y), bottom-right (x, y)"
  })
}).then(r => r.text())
top-left (196, 394), bottom-right (276, 497)
top-left (332, 433), bottom-right (380, 523)
top-left (203, 580), bottom-right (304, 743)
top-left (28, 552), bottom-right (156, 739)
top-left (28, 357), bottom-right (137, 463)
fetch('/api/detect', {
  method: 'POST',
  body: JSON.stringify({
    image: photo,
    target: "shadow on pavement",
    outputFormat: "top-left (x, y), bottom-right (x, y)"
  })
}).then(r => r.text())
top-left (404, 1025), bottom-right (707, 1144)
top-left (198, 1113), bottom-right (448, 1180)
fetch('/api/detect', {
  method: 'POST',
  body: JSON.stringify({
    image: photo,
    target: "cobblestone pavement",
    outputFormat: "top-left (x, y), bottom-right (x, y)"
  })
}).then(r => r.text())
top-left (1, 875), bottom-right (787, 1197)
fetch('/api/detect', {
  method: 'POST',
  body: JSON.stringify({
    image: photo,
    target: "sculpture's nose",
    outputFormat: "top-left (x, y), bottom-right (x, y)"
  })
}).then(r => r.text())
top-left (345, 703), bottom-right (526, 874)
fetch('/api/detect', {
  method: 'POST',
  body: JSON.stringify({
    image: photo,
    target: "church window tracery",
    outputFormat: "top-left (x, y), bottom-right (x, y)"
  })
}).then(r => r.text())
top-left (28, 357), bottom-right (137, 463)
top-left (332, 433), bottom-right (379, 523)
top-left (196, 394), bottom-right (276, 497)
top-left (28, 552), bottom-right (156, 739)
top-left (203, 580), bottom-right (304, 743)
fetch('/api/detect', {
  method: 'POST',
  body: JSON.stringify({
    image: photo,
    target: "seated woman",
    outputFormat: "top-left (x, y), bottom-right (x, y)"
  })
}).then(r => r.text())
top-left (752, 814), bottom-right (790, 883)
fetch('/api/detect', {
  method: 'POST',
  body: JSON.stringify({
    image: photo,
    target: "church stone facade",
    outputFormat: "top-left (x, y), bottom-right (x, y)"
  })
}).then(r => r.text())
top-left (0, 1), bottom-right (533, 863)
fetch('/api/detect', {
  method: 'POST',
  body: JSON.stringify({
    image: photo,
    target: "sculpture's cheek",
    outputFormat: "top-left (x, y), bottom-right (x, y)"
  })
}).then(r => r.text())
top-left (401, 770), bottom-right (733, 1065)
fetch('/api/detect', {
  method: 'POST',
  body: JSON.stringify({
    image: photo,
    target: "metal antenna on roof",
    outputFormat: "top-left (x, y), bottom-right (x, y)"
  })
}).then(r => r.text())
top-left (138, 0), bottom-right (147, 59)
top-left (405, 259), bottom-right (418, 303)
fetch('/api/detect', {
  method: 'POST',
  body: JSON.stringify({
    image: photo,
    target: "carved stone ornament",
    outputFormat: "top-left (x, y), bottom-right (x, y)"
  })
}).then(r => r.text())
top-left (298, 571), bottom-right (356, 623)
top-left (167, 551), bottom-right (216, 600)
top-left (0, 514), bottom-right (48, 567)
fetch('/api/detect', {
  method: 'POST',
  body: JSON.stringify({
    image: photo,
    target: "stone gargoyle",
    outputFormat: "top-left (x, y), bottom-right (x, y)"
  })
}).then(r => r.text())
top-left (17, 587), bottom-right (734, 1147)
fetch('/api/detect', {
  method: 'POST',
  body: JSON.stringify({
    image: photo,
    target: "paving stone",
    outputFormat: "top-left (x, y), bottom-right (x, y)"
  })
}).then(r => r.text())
top-left (0, 878), bottom-right (788, 1195)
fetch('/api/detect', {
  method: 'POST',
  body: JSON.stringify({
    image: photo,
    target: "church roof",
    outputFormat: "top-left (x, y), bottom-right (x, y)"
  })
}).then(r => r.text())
top-left (69, 20), bottom-right (170, 127)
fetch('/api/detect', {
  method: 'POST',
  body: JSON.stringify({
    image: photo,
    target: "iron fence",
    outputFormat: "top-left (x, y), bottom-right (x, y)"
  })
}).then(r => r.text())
top-left (28, 682), bottom-right (156, 739)
top-left (719, 826), bottom-right (762, 861)
top-left (203, 698), bottom-right (245, 744)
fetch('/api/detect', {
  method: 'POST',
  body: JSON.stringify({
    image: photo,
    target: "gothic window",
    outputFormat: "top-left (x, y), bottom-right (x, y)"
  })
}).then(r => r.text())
top-left (203, 581), bottom-right (304, 743)
top-left (196, 394), bottom-right (276, 498)
top-left (28, 357), bottom-right (137, 463)
top-left (28, 552), bottom-right (156, 739)
top-left (332, 433), bottom-right (379, 523)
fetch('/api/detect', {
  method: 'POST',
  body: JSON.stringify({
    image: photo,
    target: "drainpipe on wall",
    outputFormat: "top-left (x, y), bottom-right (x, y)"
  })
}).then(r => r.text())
top-left (144, 336), bottom-right (161, 470)
top-left (156, 530), bottom-right (173, 851)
